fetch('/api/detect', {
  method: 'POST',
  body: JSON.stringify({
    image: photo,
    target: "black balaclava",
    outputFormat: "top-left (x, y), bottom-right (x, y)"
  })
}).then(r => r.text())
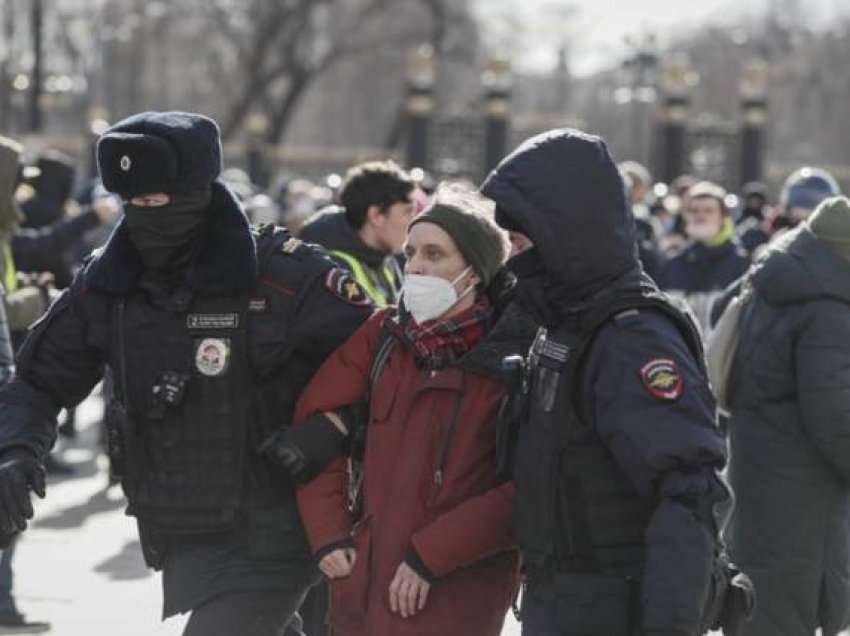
top-left (505, 247), bottom-right (560, 326)
top-left (124, 189), bottom-right (212, 279)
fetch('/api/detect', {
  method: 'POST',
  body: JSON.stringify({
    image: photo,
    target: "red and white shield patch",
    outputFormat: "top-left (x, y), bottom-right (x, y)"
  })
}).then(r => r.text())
top-left (324, 268), bottom-right (371, 307)
top-left (639, 358), bottom-right (683, 401)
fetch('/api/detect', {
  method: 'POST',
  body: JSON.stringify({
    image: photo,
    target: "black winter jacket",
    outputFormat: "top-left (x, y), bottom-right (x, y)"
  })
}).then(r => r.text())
top-left (660, 238), bottom-right (750, 332)
top-left (481, 129), bottom-right (727, 635)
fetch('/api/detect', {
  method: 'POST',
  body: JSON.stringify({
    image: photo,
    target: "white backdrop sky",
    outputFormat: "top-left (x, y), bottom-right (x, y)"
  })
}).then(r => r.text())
top-left (473, 0), bottom-right (846, 75)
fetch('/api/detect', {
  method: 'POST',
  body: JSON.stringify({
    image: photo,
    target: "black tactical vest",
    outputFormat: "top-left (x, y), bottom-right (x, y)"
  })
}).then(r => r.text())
top-left (97, 228), bottom-right (327, 537)
top-left (110, 288), bottom-right (254, 535)
top-left (515, 290), bottom-right (704, 576)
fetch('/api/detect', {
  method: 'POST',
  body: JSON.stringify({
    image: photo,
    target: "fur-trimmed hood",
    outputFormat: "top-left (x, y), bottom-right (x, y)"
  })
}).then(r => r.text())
top-left (83, 181), bottom-right (257, 295)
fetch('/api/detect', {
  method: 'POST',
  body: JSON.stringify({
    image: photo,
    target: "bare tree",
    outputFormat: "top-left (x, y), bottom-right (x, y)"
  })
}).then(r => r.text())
top-left (206, 0), bottom-right (414, 144)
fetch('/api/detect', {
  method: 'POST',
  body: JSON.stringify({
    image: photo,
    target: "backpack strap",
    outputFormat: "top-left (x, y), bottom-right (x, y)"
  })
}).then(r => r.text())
top-left (348, 321), bottom-right (398, 516)
top-left (561, 292), bottom-right (706, 429)
top-left (528, 292), bottom-right (710, 574)
top-left (368, 327), bottom-right (397, 399)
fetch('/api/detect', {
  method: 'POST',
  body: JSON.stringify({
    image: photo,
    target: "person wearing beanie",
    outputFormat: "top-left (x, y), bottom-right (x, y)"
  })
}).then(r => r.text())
top-left (808, 195), bottom-right (850, 262)
top-left (773, 165), bottom-right (841, 232)
top-left (660, 180), bottom-right (751, 331)
top-left (713, 194), bottom-right (850, 636)
top-left (479, 129), bottom-right (732, 636)
top-left (274, 182), bottom-right (535, 636)
top-left (0, 111), bottom-right (376, 635)
top-left (407, 186), bottom-right (508, 289)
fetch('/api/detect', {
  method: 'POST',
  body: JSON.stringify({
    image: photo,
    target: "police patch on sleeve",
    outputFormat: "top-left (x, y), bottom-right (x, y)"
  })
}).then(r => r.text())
top-left (324, 269), bottom-right (370, 306)
top-left (639, 358), bottom-right (683, 401)
top-left (195, 338), bottom-right (231, 377)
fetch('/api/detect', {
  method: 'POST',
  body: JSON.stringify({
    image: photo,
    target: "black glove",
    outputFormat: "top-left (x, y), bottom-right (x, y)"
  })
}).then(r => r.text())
top-left (259, 414), bottom-right (348, 484)
top-left (0, 449), bottom-right (45, 535)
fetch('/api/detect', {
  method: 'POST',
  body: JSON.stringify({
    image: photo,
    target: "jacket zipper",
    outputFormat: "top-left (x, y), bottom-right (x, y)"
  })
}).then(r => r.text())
top-left (433, 393), bottom-right (464, 486)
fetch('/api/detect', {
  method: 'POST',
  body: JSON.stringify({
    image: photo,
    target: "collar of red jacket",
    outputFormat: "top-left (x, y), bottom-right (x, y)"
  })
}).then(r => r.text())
top-left (389, 294), bottom-right (493, 370)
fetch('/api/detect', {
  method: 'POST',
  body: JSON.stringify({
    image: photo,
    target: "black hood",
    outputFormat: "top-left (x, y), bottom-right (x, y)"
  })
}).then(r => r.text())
top-left (83, 180), bottom-right (257, 295)
top-left (19, 196), bottom-right (65, 229)
top-left (300, 205), bottom-right (387, 270)
top-left (752, 226), bottom-right (850, 306)
top-left (481, 129), bottom-right (639, 301)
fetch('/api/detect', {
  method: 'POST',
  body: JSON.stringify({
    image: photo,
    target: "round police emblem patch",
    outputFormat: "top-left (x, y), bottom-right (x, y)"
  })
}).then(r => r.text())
top-left (120, 155), bottom-right (132, 172)
top-left (195, 338), bottom-right (230, 377)
top-left (639, 358), bottom-right (683, 401)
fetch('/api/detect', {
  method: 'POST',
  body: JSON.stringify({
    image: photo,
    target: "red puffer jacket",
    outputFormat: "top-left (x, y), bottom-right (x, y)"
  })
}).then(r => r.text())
top-left (295, 308), bottom-right (523, 636)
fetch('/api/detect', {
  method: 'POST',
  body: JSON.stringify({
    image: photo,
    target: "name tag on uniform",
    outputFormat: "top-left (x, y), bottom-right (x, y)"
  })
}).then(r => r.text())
top-left (187, 313), bottom-right (239, 329)
top-left (248, 298), bottom-right (269, 313)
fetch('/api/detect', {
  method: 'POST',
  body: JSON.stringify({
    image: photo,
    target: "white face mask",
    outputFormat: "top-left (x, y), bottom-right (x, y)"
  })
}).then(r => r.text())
top-left (402, 266), bottom-right (474, 324)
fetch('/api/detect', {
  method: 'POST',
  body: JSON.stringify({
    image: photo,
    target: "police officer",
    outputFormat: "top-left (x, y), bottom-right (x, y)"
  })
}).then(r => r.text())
top-left (299, 160), bottom-right (415, 307)
top-left (480, 129), bottom-right (731, 636)
top-left (0, 111), bottom-right (374, 636)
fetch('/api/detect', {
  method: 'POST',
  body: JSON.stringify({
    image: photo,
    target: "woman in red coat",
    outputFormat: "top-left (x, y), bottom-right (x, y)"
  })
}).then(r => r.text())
top-left (291, 187), bottom-right (535, 636)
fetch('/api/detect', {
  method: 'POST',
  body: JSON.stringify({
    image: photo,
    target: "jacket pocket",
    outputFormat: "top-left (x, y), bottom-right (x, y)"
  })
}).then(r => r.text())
top-left (329, 515), bottom-right (373, 633)
top-left (546, 573), bottom-right (636, 635)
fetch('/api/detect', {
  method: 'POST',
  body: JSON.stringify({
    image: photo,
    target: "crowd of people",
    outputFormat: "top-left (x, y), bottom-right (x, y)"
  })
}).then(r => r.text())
top-left (0, 111), bottom-right (843, 636)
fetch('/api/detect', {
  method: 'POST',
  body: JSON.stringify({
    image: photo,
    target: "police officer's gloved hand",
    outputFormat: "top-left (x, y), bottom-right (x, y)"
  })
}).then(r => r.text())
top-left (259, 414), bottom-right (349, 484)
top-left (0, 448), bottom-right (46, 535)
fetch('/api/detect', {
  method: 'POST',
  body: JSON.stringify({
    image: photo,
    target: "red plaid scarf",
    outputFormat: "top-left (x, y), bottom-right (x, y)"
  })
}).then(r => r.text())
top-left (387, 295), bottom-right (493, 370)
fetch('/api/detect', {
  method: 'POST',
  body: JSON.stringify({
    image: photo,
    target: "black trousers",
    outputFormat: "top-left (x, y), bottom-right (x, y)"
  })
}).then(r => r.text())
top-left (183, 588), bottom-right (308, 636)
top-left (300, 582), bottom-right (332, 636)
top-left (521, 575), bottom-right (638, 636)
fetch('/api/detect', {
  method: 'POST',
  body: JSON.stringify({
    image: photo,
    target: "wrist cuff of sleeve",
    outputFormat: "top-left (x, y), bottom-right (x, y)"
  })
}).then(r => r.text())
top-left (404, 547), bottom-right (435, 584)
top-left (315, 412), bottom-right (349, 440)
top-left (314, 537), bottom-right (355, 563)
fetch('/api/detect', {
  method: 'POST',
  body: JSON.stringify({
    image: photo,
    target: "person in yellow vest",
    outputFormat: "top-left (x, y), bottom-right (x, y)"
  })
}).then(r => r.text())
top-left (0, 138), bottom-right (51, 335)
top-left (300, 160), bottom-right (416, 307)
top-left (0, 137), bottom-right (119, 338)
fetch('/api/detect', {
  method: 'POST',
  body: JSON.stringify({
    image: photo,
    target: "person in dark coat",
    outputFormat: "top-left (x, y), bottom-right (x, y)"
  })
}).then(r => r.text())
top-left (736, 181), bottom-right (771, 255)
top-left (480, 129), bottom-right (729, 636)
top-left (0, 138), bottom-right (51, 336)
top-left (770, 166), bottom-right (840, 233)
top-left (0, 111), bottom-right (374, 636)
top-left (660, 181), bottom-right (751, 332)
top-left (299, 161), bottom-right (415, 307)
top-left (14, 149), bottom-right (117, 290)
top-left (723, 196), bottom-right (850, 636)
top-left (18, 151), bottom-right (75, 230)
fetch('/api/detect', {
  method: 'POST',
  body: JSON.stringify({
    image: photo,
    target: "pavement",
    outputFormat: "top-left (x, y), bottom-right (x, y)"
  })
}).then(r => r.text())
top-left (10, 390), bottom-right (522, 635)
